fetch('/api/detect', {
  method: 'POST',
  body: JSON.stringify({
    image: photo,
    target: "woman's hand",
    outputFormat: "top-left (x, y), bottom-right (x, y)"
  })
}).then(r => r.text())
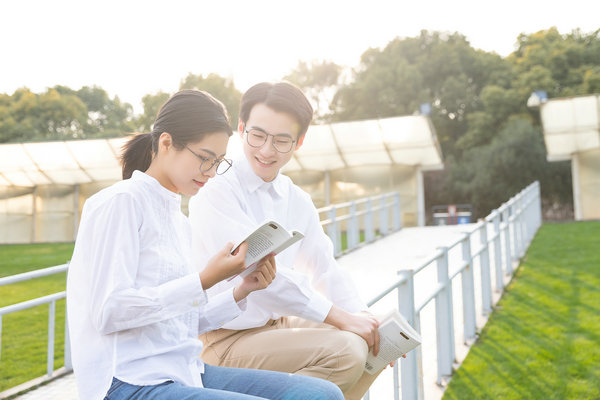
top-left (200, 242), bottom-right (248, 289)
top-left (233, 254), bottom-right (276, 302)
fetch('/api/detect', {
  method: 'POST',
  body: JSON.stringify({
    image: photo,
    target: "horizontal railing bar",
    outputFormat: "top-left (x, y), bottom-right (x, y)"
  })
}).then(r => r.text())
top-left (471, 244), bottom-right (486, 259)
top-left (415, 282), bottom-right (445, 313)
top-left (0, 292), bottom-right (66, 316)
top-left (366, 274), bottom-right (409, 307)
top-left (449, 259), bottom-right (470, 280)
top-left (0, 264), bottom-right (68, 287)
top-left (413, 248), bottom-right (445, 274)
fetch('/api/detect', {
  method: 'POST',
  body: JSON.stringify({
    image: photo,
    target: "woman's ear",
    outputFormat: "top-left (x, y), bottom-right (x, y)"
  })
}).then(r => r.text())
top-left (158, 132), bottom-right (173, 152)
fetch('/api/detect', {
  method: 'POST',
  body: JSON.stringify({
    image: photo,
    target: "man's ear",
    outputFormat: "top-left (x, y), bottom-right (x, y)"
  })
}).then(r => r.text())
top-left (237, 120), bottom-right (245, 138)
top-left (295, 134), bottom-right (305, 150)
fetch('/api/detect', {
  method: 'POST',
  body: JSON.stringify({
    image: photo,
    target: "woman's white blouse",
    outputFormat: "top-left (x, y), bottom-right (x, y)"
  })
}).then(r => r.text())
top-left (66, 170), bottom-right (244, 400)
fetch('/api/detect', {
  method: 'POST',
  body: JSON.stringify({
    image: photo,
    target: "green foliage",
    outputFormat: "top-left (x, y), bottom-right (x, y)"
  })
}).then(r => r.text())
top-left (450, 118), bottom-right (557, 216)
top-left (283, 60), bottom-right (342, 122)
top-left (443, 221), bottom-right (600, 400)
top-left (0, 86), bottom-right (135, 143)
top-left (323, 27), bottom-right (600, 219)
top-left (134, 73), bottom-right (243, 133)
top-left (180, 73), bottom-right (242, 127)
top-left (136, 91), bottom-right (171, 132)
top-left (0, 243), bottom-right (74, 392)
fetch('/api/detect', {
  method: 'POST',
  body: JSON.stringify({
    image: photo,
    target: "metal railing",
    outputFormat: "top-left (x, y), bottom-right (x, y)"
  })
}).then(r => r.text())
top-left (318, 192), bottom-right (402, 256)
top-left (1, 183), bottom-right (541, 399)
top-left (0, 263), bottom-right (72, 381)
top-left (363, 181), bottom-right (542, 400)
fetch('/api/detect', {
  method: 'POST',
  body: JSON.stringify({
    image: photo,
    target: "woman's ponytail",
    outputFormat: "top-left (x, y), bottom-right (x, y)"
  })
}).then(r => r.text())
top-left (121, 133), bottom-right (155, 179)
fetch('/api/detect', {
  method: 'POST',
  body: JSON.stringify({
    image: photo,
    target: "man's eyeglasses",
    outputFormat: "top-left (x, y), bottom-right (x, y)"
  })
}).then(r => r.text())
top-left (244, 126), bottom-right (296, 153)
top-left (185, 146), bottom-right (232, 175)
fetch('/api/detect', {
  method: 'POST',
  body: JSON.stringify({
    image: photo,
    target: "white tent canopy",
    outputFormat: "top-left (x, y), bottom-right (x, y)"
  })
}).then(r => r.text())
top-left (0, 115), bottom-right (443, 188)
top-left (540, 94), bottom-right (600, 161)
top-left (539, 94), bottom-right (600, 221)
top-left (0, 138), bottom-right (127, 187)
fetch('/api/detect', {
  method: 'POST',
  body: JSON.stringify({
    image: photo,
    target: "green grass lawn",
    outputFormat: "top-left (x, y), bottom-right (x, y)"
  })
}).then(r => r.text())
top-left (0, 243), bottom-right (74, 392)
top-left (443, 221), bottom-right (600, 400)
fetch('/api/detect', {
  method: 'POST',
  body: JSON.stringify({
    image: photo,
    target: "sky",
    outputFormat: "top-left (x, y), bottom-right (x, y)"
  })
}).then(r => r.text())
top-left (1, 0), bottom-right (598, 114)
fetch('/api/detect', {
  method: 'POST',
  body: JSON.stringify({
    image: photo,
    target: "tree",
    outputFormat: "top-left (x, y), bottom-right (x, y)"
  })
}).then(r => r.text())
top-left (449, 118), bottom-right (571, 217)
top-left (0, 87), bottom-right (87, 142)
top-left (0, 85), bottom-right (136, 143)
top-left (179, 73), bottom-right (241, 126)
top-left (327, 28), bottom-right (599, 219)
top-left (136, 91), bottom-right (171, 132)
top-left (283, 60), bottom-right (342, 122)
top-left (330, 31), bottom-right (511, 157)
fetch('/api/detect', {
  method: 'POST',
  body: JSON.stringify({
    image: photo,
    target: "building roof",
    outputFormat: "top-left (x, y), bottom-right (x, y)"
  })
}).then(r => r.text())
top-left (0, 115), bottom-right (444, 188)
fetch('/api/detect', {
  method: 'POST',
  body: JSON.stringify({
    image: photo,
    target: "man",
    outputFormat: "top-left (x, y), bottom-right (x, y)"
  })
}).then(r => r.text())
top-left (189, 82), bottom-right (382, 399)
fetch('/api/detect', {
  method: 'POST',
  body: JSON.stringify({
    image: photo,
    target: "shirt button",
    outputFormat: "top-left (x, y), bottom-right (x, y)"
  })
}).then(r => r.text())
top-left (192, 300), bottom-right (199, 307)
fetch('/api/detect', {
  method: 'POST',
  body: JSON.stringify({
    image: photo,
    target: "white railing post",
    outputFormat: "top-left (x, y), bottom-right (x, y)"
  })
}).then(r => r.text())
top-left (535, 181), bottom-right (543, 228)
top-left (365, 198), bottom-right (375, 242)
top-left (47, 300), bottom-right (56, 377)
top-left (460, 236), bottom-right (477, 343)
top-left (0, 315), bottom-right (3, 361)
top-left (492, 210), bottom-right (504, 291)
top-left (393, 192), bottom-right (402, 231)
top-left (518, 194), bottom-right (525, 256)
top-left (511, 197), bottom-right (522, 260)
top-left (380, 196), bottom-right (388, 236)
top-left (435, 247), bottom-right (454, 384)
top-left (64, 306), bottom-right (72, 371)
top-left (501, 206), bottom-right (513, 276)
top-left (397, 269), bottom-right (420, 400)
top-left (479, 223), bottom-right (493, 314)
top-left (349, 201), bottom-right (359, 249)
top-left (327, 207), bottom-right (341, 255)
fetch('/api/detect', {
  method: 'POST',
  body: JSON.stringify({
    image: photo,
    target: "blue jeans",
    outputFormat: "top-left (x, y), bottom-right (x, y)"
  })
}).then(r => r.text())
top-left (104, 364), bottom-right (343, 400)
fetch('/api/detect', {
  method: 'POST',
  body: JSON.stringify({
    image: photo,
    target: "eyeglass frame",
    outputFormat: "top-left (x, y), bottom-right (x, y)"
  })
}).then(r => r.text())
top-left (184, 146), bottom-right (232, 175)
top-left (243, 125), bottom-right (297, 153)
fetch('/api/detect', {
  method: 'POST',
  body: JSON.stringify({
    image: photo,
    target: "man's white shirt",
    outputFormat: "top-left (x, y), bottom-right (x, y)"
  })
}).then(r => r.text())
top-left (188, 156), bottom-right (367, 330)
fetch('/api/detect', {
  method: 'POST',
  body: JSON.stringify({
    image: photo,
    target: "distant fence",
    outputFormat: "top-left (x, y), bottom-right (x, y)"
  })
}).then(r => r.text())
top-left (318, 192), bottom-right (402, 256)
top-left (363, 181), bottom-right (542, 400)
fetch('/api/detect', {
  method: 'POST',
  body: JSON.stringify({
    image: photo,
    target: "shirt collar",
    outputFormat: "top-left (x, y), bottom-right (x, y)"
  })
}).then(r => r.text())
top-left (235, 156), bottom-right (285, 198)
top-left (131, 170), bottom-right (182, 206)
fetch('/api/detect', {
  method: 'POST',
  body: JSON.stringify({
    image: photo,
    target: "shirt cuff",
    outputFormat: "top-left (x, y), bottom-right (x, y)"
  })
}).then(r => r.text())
top-left (298, 293), bottom-right (333, 323)
top-left (202, 287), bottom-right (244, 329)
top-left (159, 272), bottom-right (207, 311)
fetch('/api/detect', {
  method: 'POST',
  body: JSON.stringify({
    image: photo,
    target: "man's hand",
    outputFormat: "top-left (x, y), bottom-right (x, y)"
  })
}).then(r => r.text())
top-left (324, 305), bottom-right (381, 355)
top-left (233, 254), bottom-right (276, 302)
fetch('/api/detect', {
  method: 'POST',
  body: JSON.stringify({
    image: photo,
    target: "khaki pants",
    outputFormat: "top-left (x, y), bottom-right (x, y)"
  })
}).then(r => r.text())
top-left (200, 317), bottom-right (381, 400)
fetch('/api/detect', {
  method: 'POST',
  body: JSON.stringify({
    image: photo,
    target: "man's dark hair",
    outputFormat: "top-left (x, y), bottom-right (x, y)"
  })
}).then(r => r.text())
top-left (239, 82), bottom-right (313, 139)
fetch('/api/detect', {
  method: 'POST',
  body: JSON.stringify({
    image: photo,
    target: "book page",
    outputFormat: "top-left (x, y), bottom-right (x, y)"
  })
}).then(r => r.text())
top-left (365, 334), bottom-right (405, 374)
top-left (230, 221), bottom-right (304, 280)
top-left (364, 310), bottom-right (422, 374)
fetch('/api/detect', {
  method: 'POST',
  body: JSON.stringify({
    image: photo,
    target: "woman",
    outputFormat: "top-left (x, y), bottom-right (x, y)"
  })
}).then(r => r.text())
top-left (66, 89), bottom-right (343, 400)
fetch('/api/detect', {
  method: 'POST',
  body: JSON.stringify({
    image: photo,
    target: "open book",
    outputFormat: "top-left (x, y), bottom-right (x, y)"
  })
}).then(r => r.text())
top-left (364, 309), bottom-right (422, 374)
top-left (229, 220), bottom-right (304, 280)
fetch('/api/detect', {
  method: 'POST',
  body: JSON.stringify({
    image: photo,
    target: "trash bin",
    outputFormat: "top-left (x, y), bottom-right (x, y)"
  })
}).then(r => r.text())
top-left (432, 204), bottom-right (472, 225)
